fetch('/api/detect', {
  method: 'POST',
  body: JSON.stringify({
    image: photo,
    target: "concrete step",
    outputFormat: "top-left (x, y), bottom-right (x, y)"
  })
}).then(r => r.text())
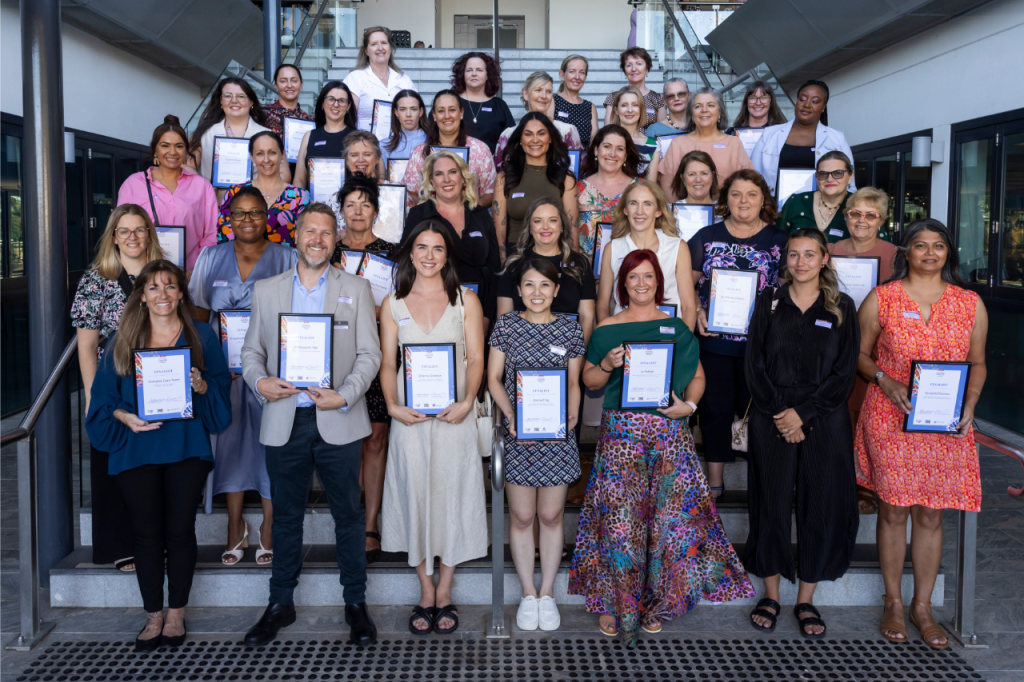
top-left (336, 48), bottom-right (646, 61)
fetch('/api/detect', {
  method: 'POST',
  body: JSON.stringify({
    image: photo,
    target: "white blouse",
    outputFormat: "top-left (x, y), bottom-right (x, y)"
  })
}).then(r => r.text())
top-left (609, 231), bottom-right (682, 314)
top-left (343, 66), bottom-right (417, 133)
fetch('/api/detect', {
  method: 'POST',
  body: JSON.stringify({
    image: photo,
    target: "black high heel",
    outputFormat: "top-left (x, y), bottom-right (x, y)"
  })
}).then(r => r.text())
top-left (161, 619), bottom-right (187, 648)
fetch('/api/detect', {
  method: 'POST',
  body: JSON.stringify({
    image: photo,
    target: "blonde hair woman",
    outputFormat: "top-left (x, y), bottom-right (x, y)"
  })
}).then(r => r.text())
top-left (343, 26), bottom-right (416, 133)
top-left (596, 179), bottom-right (695, 327)
top-left (554, 54), bottom-right (598, 148)
top-left (610, 86), bottom-right (657, 174)
top-left (494, 72), bottom-right (584, 165)
top-left (70, 203), bottom-right (167, 574)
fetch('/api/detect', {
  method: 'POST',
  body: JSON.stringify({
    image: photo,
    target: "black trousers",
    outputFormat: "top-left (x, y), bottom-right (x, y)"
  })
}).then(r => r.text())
top-left (116, 457), bottom-right (212, 613)
top-left (697, 349), bottom-right (751, 464)
top-left (743, 406), bottom-right (859, 584)
top-left (89, 444), bottom-right (135, 564)
top-left (266, 407), bottom-right (365, 605)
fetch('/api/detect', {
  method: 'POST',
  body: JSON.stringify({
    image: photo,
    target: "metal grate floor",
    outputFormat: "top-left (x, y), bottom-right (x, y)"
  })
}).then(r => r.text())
top-left (14, 636), bottom-right (985, 681)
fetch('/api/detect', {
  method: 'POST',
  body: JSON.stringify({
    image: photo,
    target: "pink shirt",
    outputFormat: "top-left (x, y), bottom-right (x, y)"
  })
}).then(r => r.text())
top-left (117, 166), bottom-right (220, 269)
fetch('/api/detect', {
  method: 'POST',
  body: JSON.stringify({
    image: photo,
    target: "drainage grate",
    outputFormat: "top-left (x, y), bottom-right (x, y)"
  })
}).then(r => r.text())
top-left (15, 637), bottom-right (985, 681)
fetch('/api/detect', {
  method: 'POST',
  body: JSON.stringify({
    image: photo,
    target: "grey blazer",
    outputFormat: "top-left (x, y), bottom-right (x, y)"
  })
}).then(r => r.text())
top-left (241, 265), bottom-right (382, 447)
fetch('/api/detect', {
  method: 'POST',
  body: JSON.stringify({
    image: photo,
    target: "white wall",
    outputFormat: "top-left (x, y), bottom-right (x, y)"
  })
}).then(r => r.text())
top-left (549, 0), bottom-right (632, 50)
top-left (0, 2), bottom-right (201, 147)
top-left (357, 0), bottom-right (438, 47)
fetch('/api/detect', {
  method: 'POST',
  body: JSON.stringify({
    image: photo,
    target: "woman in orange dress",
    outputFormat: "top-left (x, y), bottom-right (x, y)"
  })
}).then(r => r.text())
top-left (855, 219), bottom-right (988, 650)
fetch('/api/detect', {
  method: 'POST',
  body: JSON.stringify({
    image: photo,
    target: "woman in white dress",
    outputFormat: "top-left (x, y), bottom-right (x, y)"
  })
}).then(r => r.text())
top-left (379, 220), bottom-right (487, 636)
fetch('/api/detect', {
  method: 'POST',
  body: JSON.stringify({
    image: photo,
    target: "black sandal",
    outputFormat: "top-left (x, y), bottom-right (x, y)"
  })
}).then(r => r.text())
top-left (408, 605), bottom-right (433, 635)
top-left (750, 598), bottom-right (779, 632)
top-left (365, 531), bottom-right (382, 565)
top-left (432, 604), bottom-right (459, 634)
top-left (794, 603), bottom-right (826, 638)
top-left (114, 558), bottom-right (136, 572)
top-left (709, 485), bottom-right (725, 500)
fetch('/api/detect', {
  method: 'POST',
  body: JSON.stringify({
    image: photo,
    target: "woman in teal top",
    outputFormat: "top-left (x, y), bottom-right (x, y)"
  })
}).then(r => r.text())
top-left (567, 249), bottom-right (753, 647)
top-left (776, 150), bottom-right (858, 243)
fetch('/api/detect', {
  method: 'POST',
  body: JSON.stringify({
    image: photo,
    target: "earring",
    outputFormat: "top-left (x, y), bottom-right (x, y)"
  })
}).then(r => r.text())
top-left (153, 155), bottom-right (159, 166)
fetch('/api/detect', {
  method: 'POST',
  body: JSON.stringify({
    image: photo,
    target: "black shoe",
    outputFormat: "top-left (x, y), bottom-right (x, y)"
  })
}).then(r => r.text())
top-left (135, 623), bottom-right (162, 653)
top-left (344, 602), bottom-right (377, 646)
top-left (161, 619), bottom-right (187, 648)
top-left (365, 531), bottom-right (382, 565)
top-left (244, 603), bottom-right (296, 647)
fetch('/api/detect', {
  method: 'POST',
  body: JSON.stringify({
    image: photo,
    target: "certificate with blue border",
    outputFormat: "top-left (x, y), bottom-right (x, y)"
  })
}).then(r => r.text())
top-left (308, 157), bottom-right (345, 204)
top-left (776, 168), bottom-right (817, 208)
top-left (619, 341), bottom-right (675, 409)
top-left (278, 313), bottom-right (333, 389)
top-left (336, 250), bottom-right (365, 275)
top-left (133, 346), bottom-right (193, 422)
top-left (211, 136), bottom-right (252, 188)
top-left (671, 203), bottom-right (714, 241)
top-left (516, 367), bottom-right (568, 441)
top-left (567, 150), bottom-right (581, 178)
top-left (593, 223), bottom-right (612, 279)
top-left (429, 146), bottom-right (470, 162)
top-left (657, 303), bottom-right (678, 318)
top-left (558, 312), bottom-right (579, 322)
top-left (155, 226), bottom-right (186, 269)
top-left (903, 360), bottom-right (972, 433)
top-left (386, 157), bottom-right (409, 183)
top-left (707, 268), bottom-right (759, 335)
top-left (371, 99), bottom-right (393, 141)
top-left (283, 117), bottom-right (316, 163)
top-left (463, 282), bottom-right (480, 296)
top-left (219, 309), bottom-right (250, 373)
top-left (403, 343), bottom-right (457, 416)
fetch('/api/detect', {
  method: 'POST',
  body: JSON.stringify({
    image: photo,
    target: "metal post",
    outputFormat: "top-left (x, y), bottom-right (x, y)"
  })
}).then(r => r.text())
top-left (492, 0), bottom-right (501, 98)
top-left (263, 0), bottom-right (282, 84)
top-left (486, 411), bottom-right (510, 638)
top-left (943, 508), bottom-right (988, 648)
top-left (21, 0), bottom-right (72, 591)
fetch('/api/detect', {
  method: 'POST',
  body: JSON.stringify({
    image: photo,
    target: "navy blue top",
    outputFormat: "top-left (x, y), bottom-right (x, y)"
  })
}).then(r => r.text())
top-left (86, 323), bottom-right (232, 475)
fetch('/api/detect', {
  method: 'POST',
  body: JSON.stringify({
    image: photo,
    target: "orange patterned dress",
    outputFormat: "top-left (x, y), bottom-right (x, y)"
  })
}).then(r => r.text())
top-left (854, 280), bottom-right (981, 511)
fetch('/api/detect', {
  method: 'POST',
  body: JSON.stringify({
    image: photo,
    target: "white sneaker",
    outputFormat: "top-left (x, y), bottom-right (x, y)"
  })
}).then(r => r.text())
top-left (538, 596), bottom-right (560, 631)
top-left (516, 596), bottom-right (539, 630)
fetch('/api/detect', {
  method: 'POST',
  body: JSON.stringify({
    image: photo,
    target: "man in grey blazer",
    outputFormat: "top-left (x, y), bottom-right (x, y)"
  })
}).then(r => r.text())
top-left (240, 203), bottom-right (383, 647)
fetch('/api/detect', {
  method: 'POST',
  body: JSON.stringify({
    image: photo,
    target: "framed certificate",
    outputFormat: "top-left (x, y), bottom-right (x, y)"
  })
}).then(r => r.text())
top-left (656, 132), bottom-right (685, 157)
top-left (219, 309), bottom-right (250, 373)
top-left (559, 312), bottom-right (579, 322)
top-left (403, 343), bottom-right (457, 416)
top-left (357, 251), bottom-right (396, 306)
top-left (155, 226), bottom-right (186, 268)
top-left (707, 268), bottom-right (759, 335)
top-left (734, 127), bottom-right (765, 157)
top-left (335, 249), bottom-right (365, 275)
top-left (211, 136), bottom-right (252, 188)
top-left (371, 99), bottom-right (393, 141)
top-left (374, 183), bottom-right (407, 243)
top-left (386, 157), bottom-right (410, 183)
top-left (463, 282), bottom-right (480, 296)
top-left (619, 341), bottom-right (676, 409)
top-left (567, 150), bottom-right (581, 178)
top-left (776, 168), bottom-right (816, 208)
top-left (593, 223), bottom-right (612, 279)
top-left (429, 145), bottom-right (470, 162)
top-left (133, 346), bottom-right (194, 422)
top-left (283, 117), bottom-right (316, 163)
top-left (903, 360), bottom-right (972, 433)
top-left (832, 256), bottom-right (881, 309)
top-left (671, 203), bottom-right (714, 241)
top-left (515, 367), bottom-right (568, 441)
top-left (657, 303), bottom-right (678, 318)
top-left (278, 313), bottom-right (333, 389)
top-left (308, 157), bottom-right (345, 204)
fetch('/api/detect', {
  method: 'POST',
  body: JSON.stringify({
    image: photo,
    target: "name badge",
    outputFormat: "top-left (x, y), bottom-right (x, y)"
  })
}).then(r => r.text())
top-left (815, 319), bottom-right (833, 329)
top-left (482, 107), bottom-right (492, 112)
top-left (314, 140), bottom-right (327, 146)
top-left (904, 311), bottom-right (921, 319)
top-left (398, 316), bottom-right (412, 326)
top-left (334, 321), bottom-right (349, 330)
top-left (829, 229), bottom-right (844, 237)
top-left (557, 111), bottom-right (569, 118)
top-left (213, 280), bottom-right (229, 287)
top-left (512, 192), bottom-right (525, 199)
top-left (550, 345), bottom-right (566, 356)
top-left (338, 295), bottom-right (352, 304)
top-left (469, 231), bottom-right (483, 238)
top-left (660, 326), bottom-right (674, 334)
top-left (714, 144), bottom-right (727, 148)
top-left (617, 257), bottom-right (625, 265)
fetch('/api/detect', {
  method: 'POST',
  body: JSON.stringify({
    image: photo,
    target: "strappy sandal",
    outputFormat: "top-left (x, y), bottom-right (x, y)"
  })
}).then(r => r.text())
top-left (408, 605), bottom-right (433, 635)
top-left (709, 486), bottom-right (725, 500)
top-left (599, 616), bottom-right (618, 637)
top-left (114, 557), bottom-right (136, 572)
top-left (908, 598), bottom-right (949, 649)
top-left (641, 620), bottom-right (662, 634)
top-left (365, 531), bottom-right (382, 565)
top-left (221, 523), bottom-right (249, 565)
top-left (432, 604), bottom-right (459, 634)
top-left (879, 594), bottom-right (908, 643)
top-left (857, 486), bottom-right (878, 514)
top-left (794, 603), bottom-right (826, 639)
top-left (255, 524), bottom-right (273, 566)
top-left (750, 598), bottom-right (780, 632)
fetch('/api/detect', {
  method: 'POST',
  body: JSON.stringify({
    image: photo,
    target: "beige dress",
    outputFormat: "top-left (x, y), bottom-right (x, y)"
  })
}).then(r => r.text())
top-left (381, 288), bottom-right (488, 573)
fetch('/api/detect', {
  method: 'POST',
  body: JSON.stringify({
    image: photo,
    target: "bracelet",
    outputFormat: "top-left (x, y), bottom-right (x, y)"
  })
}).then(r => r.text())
top-left (597, 362), bottom-right (613, 373)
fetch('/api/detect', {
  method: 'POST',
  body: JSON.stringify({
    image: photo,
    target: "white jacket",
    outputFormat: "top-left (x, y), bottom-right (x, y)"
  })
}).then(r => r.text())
top-left (750, 119), bottom-right (855, 196)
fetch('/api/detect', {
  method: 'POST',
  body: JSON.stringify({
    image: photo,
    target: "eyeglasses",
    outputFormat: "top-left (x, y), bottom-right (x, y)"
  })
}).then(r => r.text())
top-left (846, 209), bottom-right (881, 221)
top-left (221, 93), bottom-right (249, 102)
top-left (230, 210), bottom-right (268, 221)
top-left (815, 170), bottom-right (849, 181)
top-left (325, 96), bottom-right (349, 107)
top-left (748, 94), bottom-right (772, 103)
top-left (115, 227), bottom-right (148, 238)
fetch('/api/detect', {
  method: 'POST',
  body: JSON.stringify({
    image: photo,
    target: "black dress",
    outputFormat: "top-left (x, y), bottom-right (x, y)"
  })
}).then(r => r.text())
top-left (554, 94), bottom-right (594, 148)
top-left (305, 126), bottom-right (354, 172)
top-left (460, 96), bottom-right (515, 153)
top-left (497, 250), bottom-right (596, 315)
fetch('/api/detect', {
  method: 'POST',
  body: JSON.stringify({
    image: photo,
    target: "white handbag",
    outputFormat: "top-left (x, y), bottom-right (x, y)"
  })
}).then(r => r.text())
top-left (731, 290), bottom-right (779, 453)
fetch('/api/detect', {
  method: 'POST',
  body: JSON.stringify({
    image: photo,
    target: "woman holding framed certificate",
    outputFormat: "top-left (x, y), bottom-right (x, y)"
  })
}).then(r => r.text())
top-left (192, 186), bottom-right (298, 566)
top-left (575, 126), bottom-right (640, 260)
top-left (292, 81), bottom-right (357, 190)
top-left (570, 250), bottom-right (753, 646)
top-left (744, 229), bottom-right (861, 638)
top-left (854, 220), bottom-right (988, 649)
top-left (776, 151), bottom-right (855, 243)
top-left (216, 132), bottom-right (310, 246)
top-left (379, 222), bottom-right (487, 635)
top-left (72, 204), bottom-right (168, 573)
top-left (341, 27), bottom-right (416, 134)
top-left (488, 258), bottom-right (586, 631)
top-left (86, 260), bottom-right (231, 651)
top-left (689, 169), bottom-right (787, 498)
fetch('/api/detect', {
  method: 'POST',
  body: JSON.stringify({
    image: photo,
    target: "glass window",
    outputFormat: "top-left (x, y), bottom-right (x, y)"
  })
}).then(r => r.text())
top-left (2, 133), bottom-right (24, 278)
top-left (854, 157), bottom-right (871, 192)
top-left (956, 138), bottom-right (993, 284)
top-left (902, 158), bottom-right (931, 227)
top-left (874, 154), bottom-right (899, 238)
top-left (67, 148), bottom-right (88, 272)
top-left (90, 151), bottom-right (115, 245)
top-left (1001, 132), bottom-right (1024, 288)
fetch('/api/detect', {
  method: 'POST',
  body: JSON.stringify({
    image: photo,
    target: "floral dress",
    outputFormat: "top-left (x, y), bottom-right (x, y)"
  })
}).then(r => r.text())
top-left (576, 177), bottom-right (636, 260)
top-left (70, 269), bottom-right (133, 349)
top-left (217, 182), bottom-right (310, 245)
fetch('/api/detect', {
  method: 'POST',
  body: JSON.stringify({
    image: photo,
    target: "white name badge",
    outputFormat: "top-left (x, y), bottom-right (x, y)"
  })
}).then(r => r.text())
top-left (213, 280), bottom-right (228, 287)
top-left (338, 295), bottom-right (352, 304)
top-left (512, 192), bottom-right (525, 199)
top-left (815, 319), bottom-right (833, 329)
top-left (550, 345), bottom-right (566, 356)
top-left (557, 111), bottom-right (568, 117)
top-left (660, 326), bottom-right (674, 334)
top-left (469, 231), bottom-right (483, 238)
top-left (904, 311), bottom-right (921, 319)
top-left (829, 228), bottom-right (844, 237)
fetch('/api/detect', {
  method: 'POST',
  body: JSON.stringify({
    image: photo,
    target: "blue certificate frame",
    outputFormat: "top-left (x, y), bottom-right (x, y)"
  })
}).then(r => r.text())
top-left (386, 157), bottom-right (410, 183)
top-left (903, 360), bottom-right (972, 433)
top-left (593, 223), bottom-right (612, 279)
top-left (308, 157), bottom-right (346, 204)
top-left (619, 341), bottom-right (676, 409)
top-left (133, 346), bottom-right (194, 422)
top-left (371, 99), bottom-right (393, 141)
top-left (278, 313), bottom-right (333, 389)
top-left (283, 117), bottom-right (316, 163)
top-left (671, 203), bottom-right (714, 241)
top-left (707, 268), bottom-right (760, 335)
top-left (515, 366), bottom-right (568, 441)
top-left (657, 303), bottom-right (678, 318)
top-left (211, 136), bottom-right (253, 188)
top-left (403, 343), bottom-right (457, 416)
top-left (335, 250), bottom-right (365, 275)
top-left (558, 312), bottom-right (579, 322)
top-left (155, 226), bottom-right (186, 268)
top-left (463, 282), bottom-right (480, 296)
top-left (567, 150), bottom-right (581, 178)
top-left (219, 309), bottom-right (250, 373)
top-left (429, 146), bottom-right (470, 162)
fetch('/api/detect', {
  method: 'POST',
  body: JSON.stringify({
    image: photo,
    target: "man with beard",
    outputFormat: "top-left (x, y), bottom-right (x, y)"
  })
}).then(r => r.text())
top-left (240, 202), bottom-right (382, 646)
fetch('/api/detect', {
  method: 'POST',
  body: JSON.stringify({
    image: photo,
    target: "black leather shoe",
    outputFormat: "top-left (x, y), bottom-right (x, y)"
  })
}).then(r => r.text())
top-left (135, 629), bottom-right (162, 653)
top-left (244, 603), bottom-right (296, 647)
top-left (344, 602), bottom-right (377, 646)
top-left (161, 619), bottom-right (187, 647)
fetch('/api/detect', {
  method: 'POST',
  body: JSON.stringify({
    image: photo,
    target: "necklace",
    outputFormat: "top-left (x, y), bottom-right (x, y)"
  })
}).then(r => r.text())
top-left (817, 193), bottom-right (842, 222)
top-left (465, 98), bottom-right (485, 125)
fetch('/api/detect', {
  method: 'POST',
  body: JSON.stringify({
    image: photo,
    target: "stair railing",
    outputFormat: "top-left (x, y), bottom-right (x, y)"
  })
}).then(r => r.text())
top-left (1, 335), bottom-right (79, 651)
top-left (486, 400), bottom-right (510, 638)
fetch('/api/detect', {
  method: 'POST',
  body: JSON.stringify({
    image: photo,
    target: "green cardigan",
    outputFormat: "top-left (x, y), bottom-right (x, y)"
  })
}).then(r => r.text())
top-left (777, 191), bottom-right (850, 243)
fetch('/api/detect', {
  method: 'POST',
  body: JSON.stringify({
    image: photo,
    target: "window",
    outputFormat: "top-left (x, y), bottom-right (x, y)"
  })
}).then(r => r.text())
top-left (852, 131), bottom-right (933, 244)
top-left (1, 132), bottom-right (24, 279)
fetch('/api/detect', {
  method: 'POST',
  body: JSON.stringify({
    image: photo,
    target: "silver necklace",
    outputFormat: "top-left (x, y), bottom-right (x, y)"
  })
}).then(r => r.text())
top-left (466, 98), bottom-right (484, 124)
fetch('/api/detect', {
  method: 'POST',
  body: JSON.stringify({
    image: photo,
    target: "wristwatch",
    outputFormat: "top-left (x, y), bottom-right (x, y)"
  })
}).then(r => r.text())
top-left (874, 371), bottom-right (885, 385)
top-left (684, 400), bottom-right (698, 414)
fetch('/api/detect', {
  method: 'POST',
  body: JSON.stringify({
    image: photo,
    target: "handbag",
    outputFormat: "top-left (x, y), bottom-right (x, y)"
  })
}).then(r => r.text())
top-left (730, 289), bottom-right (779, 452)
top-left (457, 289), bottom-right (493, 457)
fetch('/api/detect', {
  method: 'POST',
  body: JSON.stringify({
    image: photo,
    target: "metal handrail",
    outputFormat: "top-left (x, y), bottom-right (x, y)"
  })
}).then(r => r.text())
top-left (486, 401), bottom-right (509, 638)
top-left (294, 0), bottom-right (331, 65)
top-left (660, 0), bottom-right (712, 90)
top-left (975, 430), bottom-right (1024, 497)
top-left (1, 335), bottom-right (78, 447)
